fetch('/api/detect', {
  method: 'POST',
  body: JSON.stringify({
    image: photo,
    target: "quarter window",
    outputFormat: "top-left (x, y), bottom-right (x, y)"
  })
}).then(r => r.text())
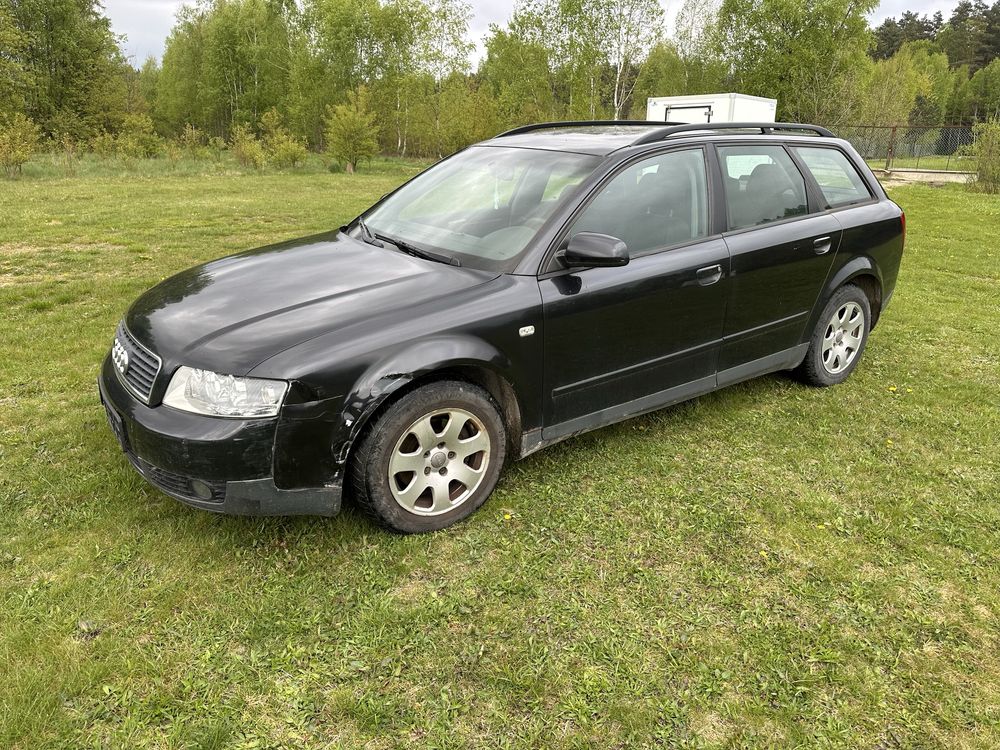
top-left (568, 149), bottom-right (710, 257)
top-left (718, 145), bottom-right (809, 230)
top-left (793, 147), bottom-right (872, 207)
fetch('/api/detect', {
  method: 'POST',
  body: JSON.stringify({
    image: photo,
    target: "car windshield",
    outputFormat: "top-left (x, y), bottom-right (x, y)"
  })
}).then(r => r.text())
top-left (363, 146), bottom-right (602, 272)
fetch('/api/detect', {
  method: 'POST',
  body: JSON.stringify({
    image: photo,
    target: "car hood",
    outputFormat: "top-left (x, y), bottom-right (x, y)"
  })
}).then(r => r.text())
top-left (125, 230), bottom-right (498, 375)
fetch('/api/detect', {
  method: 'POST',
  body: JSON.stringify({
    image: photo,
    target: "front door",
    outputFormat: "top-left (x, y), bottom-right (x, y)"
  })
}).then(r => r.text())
top-left (539, 147), bottom-right (729, 435)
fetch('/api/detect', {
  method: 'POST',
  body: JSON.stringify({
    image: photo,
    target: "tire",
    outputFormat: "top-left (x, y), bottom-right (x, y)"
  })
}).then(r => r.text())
top-left (797, 284), bottom-right (872, 387)
top-left (349, 380), bottom-right (507, 533)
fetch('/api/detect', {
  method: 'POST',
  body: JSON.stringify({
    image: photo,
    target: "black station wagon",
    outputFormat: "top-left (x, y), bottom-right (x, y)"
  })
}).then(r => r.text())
top-left (99, 121), bottom-right (905, 532)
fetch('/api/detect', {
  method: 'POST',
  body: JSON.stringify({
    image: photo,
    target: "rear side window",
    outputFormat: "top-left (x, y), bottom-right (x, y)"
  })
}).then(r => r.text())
top-left (569, 148), bottom-right (710, 256)
top-left (718, 145), bottom-right (808, 230)
top-left (793, 146), bottom-right (872, 208)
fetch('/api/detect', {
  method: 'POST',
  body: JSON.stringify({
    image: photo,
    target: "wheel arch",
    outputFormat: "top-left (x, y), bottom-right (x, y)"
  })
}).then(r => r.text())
top-left (848, 273), bottom-right (883, 327)
top-left (809, 257), bottom-right (884, 338)
top-left (336, 337), bottom-right (525, 468)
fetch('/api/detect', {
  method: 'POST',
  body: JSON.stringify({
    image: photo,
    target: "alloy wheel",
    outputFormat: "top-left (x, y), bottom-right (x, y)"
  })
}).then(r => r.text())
top-left (822, 301), bottom-right (865, 375)
top-left (387, 408), bottom-right (491, 515)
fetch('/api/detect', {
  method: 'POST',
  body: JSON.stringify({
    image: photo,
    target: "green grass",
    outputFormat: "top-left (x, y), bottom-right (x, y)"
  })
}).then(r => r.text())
top-left (866, 155), bottom-right (978, 172)
top-left (1, 159), bottom-right (999, 749)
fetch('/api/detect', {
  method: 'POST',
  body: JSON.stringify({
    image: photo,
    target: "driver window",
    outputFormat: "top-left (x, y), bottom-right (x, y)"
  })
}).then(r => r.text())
top-left (568, 149), bottom-right (709, 257)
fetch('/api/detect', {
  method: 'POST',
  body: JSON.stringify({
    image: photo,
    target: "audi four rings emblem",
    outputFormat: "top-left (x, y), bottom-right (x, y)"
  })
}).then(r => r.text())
top-left (112, 338), bottom-right (129, 376)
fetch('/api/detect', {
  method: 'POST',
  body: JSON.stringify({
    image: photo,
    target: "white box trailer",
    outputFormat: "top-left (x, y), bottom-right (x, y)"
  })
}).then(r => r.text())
top-left (646, 93), bottom-right (777, 124)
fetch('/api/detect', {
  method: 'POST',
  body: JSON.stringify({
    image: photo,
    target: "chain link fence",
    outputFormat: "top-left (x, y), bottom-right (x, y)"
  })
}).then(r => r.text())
top-left (834, 125), bottom-right (977, 173)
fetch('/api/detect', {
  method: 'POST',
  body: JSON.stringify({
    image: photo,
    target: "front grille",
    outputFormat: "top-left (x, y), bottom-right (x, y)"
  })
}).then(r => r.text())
top-left (114, 323), bottom-right (162, 403)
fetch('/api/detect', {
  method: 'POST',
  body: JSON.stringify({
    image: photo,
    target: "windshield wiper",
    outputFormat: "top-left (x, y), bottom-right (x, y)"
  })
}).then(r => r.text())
top-left (373, 231), bottom-right (461, 267)
top-left (355, 217), bottom-right (383, 248)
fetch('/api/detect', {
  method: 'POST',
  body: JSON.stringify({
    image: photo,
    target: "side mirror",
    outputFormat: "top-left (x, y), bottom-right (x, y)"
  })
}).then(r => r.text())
top-left (559, 232), bottom-right (630, 268)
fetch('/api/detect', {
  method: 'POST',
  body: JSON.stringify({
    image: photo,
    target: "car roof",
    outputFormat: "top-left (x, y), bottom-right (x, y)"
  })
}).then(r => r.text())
top-left (478, 125), bottom-right (667, 156)
top-left (477, 121), bottom-right (839, 157)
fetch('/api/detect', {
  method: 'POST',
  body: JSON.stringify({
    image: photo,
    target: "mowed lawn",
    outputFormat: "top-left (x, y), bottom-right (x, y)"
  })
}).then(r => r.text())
top-left (1, 158), bottom-right (999, 749)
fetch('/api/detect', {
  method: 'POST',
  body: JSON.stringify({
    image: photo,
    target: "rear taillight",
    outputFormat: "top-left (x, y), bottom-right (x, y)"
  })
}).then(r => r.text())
top-left (900, 210), bottom-right (906, 246)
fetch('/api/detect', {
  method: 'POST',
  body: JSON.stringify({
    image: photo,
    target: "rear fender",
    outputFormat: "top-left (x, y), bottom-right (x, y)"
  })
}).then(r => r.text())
top-left (803, 255), bottom-right (884, 341)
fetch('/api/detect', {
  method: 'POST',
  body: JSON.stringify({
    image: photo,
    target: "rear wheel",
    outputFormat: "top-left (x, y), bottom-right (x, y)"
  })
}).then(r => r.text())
top-left (797, 284), bottom-right (871, 387)
top-left (350, 380), bottom-right (506, 533)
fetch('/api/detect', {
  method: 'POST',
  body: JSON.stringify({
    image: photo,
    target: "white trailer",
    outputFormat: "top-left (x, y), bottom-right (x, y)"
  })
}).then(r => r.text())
top-left (645, 93), bottom-right (777, 124)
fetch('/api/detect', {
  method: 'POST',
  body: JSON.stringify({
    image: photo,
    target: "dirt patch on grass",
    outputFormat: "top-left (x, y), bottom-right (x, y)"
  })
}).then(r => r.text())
top-left (689, 709), bottom-right (733, 744)
top-left (0, 242), bottom-right (129, 286)
top-left (0, 242), bottom-right (126, 256)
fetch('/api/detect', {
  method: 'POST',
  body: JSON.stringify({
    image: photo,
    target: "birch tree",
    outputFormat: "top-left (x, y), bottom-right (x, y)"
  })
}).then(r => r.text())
top-left (593, 0), bottom-right (664, 118)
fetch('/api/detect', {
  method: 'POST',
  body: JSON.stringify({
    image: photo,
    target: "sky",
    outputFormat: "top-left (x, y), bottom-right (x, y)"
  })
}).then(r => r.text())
top-left (104, 0), bottom-right (962, 67)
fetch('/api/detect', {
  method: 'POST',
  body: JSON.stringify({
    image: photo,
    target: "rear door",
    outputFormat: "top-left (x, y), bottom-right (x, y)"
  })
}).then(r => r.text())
top-left (539, 147), bottom-right (729, 433)
top-left (715, 143), bottom-right (842, 379)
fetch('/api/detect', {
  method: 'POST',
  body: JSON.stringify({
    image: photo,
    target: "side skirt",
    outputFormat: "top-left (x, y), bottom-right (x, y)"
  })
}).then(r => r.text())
top-left (717, 343), bottom-right (808, 388)
top-left (519, 343), bottom-right (810, 459)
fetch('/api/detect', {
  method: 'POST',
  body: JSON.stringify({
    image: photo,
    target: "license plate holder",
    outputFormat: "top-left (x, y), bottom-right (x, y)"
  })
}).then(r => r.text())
top-left (103, 401), bottom-right (130, 452)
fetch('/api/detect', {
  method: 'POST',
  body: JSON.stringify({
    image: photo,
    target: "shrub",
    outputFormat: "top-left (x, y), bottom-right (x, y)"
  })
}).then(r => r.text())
top-left (972, 120), bottom-right (1000, 194)
top-left (179, 123), bottom-right (206, 154)
top-left (91, 131), bottom-right (117, 158)
top-left (0, 113), bottom-right (41, 178)
top-left (955, 142), bottom-right (977, 158)
top-left (117, 113), bottom-right (162, 160)
top-left (207, 136), bottom-right (226, 162)
top-left (324, 87), bottom-right (379, 174)
top-left (165, 140), bottom-right (183, 168)
top-left (58, 134), bottom-right (79, 177)
top-left (261, 109), bottom-right (308, 169)
top-left (268, 134), bottom-right (309, 169)
top-left (230, 124), bottom-right (265, 170)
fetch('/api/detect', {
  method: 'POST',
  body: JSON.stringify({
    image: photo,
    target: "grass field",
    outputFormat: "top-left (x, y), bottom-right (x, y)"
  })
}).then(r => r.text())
top-left (1, 158), bottom-right (999, 749)
top-left (865, 155), bottom-right (978, 173)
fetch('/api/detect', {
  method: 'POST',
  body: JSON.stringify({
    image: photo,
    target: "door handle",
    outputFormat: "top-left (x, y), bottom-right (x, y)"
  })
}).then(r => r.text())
top-left (813, 236), bottom-right (833, 255)
top-left (696, 264), bottom-right (723, 286)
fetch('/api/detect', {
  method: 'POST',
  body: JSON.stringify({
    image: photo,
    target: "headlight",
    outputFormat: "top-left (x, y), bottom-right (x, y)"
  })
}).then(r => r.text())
top-left (162, 366), bottom-right (288, 418)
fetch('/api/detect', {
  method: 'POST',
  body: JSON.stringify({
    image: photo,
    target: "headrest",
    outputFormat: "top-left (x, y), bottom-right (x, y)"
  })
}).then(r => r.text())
top-left (638, 168), bottom-right (691, 202)
top-left (747, 163), bottom-right (794, 194)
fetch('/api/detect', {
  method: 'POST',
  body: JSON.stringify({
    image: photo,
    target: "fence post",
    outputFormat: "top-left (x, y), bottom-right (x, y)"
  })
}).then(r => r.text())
top-left (885, 126), bottom-right (897, 172)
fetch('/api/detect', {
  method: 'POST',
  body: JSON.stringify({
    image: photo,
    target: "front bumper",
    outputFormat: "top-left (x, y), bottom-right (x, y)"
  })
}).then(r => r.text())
top-left (98, 355), bottom-right (341, 517)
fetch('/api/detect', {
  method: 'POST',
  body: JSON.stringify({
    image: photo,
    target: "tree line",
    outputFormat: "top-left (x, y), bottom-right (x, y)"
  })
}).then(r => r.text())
top-left (1, 0), bottom-right (1000, 166)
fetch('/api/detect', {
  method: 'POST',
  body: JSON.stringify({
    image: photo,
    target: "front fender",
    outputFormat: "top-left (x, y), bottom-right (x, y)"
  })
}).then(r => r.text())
top-left (335, 335), bottom-right (517, 461)
top-left (270, 337), bottom-right (516, 489)
top-left (256, 272), bottom-right (544, 489)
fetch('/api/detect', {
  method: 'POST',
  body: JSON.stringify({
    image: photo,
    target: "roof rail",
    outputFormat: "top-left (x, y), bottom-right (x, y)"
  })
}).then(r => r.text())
top-left (495, 120), bottom-right (682, 138)
top-left (631, 122), bottom-right (835, 145)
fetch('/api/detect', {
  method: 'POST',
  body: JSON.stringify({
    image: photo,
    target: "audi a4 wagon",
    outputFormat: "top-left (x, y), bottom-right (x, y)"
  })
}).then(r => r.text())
top-left (100, 121), bottom-right (904, 533)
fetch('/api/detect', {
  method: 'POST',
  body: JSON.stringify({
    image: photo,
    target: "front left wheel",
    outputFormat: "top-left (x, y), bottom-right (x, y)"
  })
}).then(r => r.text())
top-left (349, 380), bottom-right (507, 533)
